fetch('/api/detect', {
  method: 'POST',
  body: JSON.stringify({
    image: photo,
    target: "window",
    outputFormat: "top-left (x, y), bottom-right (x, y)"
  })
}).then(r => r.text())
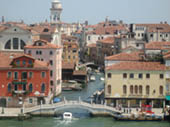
top-left (8, 83), bottom-right (12, 92)
top-left (73, 49), bottom-right (77, 53)
top-left (139, 85), bottom-right (143, 95)
top-left (123, 73), bottom-right (127, 78)
top-left (50, 70), bottom-right (53, 77)
top-left (160, 34), bottom-right (162, 37)
top-left (68, 56), bottom-right (70, 59)
top-left (39, 51), bottom-right (42, 55)
top-left (36, 51), bottom-right (39, 55)
top-left (73, 56), bottom-right (76, 59)
top-left (159, 86), bottom-right (163, 95)
top-left (20, 40), bottom-right (26, 49)
top-left (107, 73), bottom-right (112, 78)
top-left (107, 85), bottom-right (111, 94)
top-left (130, 85), bottom-right (133, 94)
top-left (41, 72), bottom-right (46, 78)
top-left (136, 44), bottom-right (139, 47)
top-left (7, 72), bottom-right (12, 78)
top-left (123, 85), bottom-right (127, 95)
top-left (146, 85), bottom-right (150, 95)
top-left (16, 60), bottom-right (20, 65)
top-left (28, 60), bottom-right (32, 65)
top-left (130, 73), bottom-right (134, 79)
top-left (14, 72), bottom-right (18, 79)
top-left (21, 72), bottom-right (27, 79)
top-left (29, 83), bottom-right (33, 92)
top-left (49, 51), bottom-right (53, 55)
top-left (23, 60), bottom-right (26, 66)
top-left (14, 84), bottom-right (18, 91)
top-left (50, 80), bottom-right (54, 86)
top-left (29, 72), bottom-right (33, 78)
top-left (28, 50), bottom-right (31, 54)
top-left (23, 84), bottom-right (26, 91)
top-left (139, 73), bottom-right (143, 79)
top-left (150, 34), bottom-right (153, 37)
top-left (135, 85), bottom-right (138, 94)
top-left (160, 74), bottom-right (164, 79)
top-left (13, 38), bottom-right (19, 49)
top-left (41, 83), bottom-right (45, 93)
top-left (29, 98), bottom-right (33, 104)
top-left (146, 73), bottom-right (150, 79)
top-left (88, 36), bottom-right (91, 40)
top-left (50, 60), bottom-right (53, 66)
top-left (5, 40), bottom-right (11, 49)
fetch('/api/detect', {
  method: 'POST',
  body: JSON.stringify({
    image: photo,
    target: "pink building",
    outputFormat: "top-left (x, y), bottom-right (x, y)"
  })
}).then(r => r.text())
top-left (24, 40), bottom-right (62, 96)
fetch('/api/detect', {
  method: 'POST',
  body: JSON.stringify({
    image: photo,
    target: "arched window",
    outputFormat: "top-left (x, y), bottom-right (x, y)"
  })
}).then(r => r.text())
top-left (13, 38), bottom-right (19, 49)
top-left (8, 83), bottom-right (12, 92)
top-left (135, 85), bottom-right (138, 94)
top-left (123, 85), bottom-right (127, 95)
top-left (130, 85), bottom-right (133, 94)
top-left (159, 86), bottom-right (163, 95)
top-left (29, 83), bottom-right (33, 92)
top-left (20, 40), bottom-right (26, 49)
top-left (41, 83), bottom-right (45, 93)
top-left (107, 85), bottom-right (111, 94)
top-left (146, 85), bottom-right (150, 95)
top-left (139, 85), bottom-right (143, 95)
top-left (5, 40), bottom-right (11, 49)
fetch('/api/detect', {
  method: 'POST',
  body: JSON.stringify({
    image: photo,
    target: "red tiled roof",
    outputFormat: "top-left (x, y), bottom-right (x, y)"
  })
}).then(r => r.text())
top-left (62, 62), bottom-right (75, 69)
top-left (25, 40), bottom-right (61, 49)
top-left (0, 52), bottom-right (48, 69)
top-left (73, 70), bottom-right (87, 76)
top-left (136, 24), bottom-right (170, 33)
top-left (105, 51), bottom-right (143, 61)
top-left (145, 41), bottom-right (170, 50)
top-left (98, 37), bottom-right (115, 44)
top-left (106, 61), bottom-right (166, 71)
top-left (87, 43), bottom-right (96, 48)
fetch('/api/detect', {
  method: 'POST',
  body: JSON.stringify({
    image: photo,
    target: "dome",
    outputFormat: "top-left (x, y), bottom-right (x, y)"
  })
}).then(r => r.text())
top-left (52, 0), bottom-right (62, 9)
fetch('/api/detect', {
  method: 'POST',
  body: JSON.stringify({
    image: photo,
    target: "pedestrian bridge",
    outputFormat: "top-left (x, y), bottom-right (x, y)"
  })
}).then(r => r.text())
top-left (24, 100), bottom-right (121, 117)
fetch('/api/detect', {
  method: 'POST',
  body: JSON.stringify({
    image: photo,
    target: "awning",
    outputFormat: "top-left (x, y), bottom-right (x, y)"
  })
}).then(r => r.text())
top-left (53, 98), bottom-right (61, 103)
top-left (166, 96), bottom-right (170, 101)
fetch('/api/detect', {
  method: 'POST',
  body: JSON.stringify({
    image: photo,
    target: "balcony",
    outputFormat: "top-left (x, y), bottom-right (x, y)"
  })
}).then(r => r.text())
top-left (12, 81), bottom-right (27, 85)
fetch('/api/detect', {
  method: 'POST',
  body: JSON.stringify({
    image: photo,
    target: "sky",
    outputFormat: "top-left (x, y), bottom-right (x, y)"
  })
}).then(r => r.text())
top-left (0, 0), bottom-right (170, 25)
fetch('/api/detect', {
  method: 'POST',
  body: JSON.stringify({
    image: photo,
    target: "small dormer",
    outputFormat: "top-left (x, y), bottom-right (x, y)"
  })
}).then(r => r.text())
top-left (33, 40), bottom-right (47, 47)
top-left (11, 55), bottom-right (35, 68)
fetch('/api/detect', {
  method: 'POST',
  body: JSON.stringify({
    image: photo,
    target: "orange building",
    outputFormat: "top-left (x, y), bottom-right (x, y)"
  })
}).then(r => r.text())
top-left (0, 52), bottom-right (50, 108)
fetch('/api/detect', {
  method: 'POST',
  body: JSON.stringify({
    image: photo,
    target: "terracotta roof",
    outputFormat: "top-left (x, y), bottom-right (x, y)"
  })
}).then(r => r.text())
top-left (145, 41), bottom-right (170, 50)
top-left (86, 25), bottom-right (128, 35)
top-left (87, 43), bottom-right (96, 48)
top-left (63, 41), bottom-right (78, 49)
top-left (0, 52), bottom-right (48, 69)
top-left (98, 37), bottom-right (115, 44)
top-left (106, 61), bottom-right (166, 71)
top-left (136, 24), bottom-right (170, 33)
top-left (25, 40), bottom-right (61, 49)
top-left (105, 51), bottom-right (143, 61)
top-left (62, 62), bottom-right (75, 69)
top-left (73, 70), bottom-right (87, 76)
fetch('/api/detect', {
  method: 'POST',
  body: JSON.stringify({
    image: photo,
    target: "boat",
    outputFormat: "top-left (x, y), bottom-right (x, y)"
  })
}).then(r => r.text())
top-left (63, 112), bottom-right (72, 120)
top-left (62, 87), bottom-right (72, 91)
top-left (90, 75), bottom-right (96, 81)
top-left (100, 77), bottom-right (105, 81)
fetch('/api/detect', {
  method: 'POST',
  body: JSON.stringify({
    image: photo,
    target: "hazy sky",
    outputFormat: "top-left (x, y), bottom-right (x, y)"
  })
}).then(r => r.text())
top-left (0, 0), bottom-right (170, 24)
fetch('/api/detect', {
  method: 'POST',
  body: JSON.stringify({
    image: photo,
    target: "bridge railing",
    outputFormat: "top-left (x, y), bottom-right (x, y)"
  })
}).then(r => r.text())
top-left (24, 100), bottom-right (121, 114)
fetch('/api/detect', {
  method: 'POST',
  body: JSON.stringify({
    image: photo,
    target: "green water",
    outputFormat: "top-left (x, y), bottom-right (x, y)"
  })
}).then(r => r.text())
top-left (0, 117), bottom-right (169, 127)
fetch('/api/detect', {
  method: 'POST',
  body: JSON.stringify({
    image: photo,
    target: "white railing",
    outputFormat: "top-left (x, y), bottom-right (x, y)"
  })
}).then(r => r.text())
top-left (24, 100), bottom-right (121, 114)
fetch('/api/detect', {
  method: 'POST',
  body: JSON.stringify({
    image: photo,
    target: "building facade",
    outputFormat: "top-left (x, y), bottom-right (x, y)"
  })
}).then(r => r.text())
top-left (24, 40), bottom-right (62, 96)
top-left (105, 61), bottom-right (166, 108)
top-left (0, 53), bottom-right (50, 108)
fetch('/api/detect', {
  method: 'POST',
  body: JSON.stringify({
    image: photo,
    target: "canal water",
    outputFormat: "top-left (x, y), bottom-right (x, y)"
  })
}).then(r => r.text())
top-left (0, 73), bottom-right (169, 127)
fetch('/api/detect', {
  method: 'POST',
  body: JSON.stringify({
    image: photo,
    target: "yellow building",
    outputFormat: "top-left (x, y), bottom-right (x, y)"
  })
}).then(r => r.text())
top-left (105, 61), bottom-right (166, 108)
top-left (62, 41), bottom-right (79, 65)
